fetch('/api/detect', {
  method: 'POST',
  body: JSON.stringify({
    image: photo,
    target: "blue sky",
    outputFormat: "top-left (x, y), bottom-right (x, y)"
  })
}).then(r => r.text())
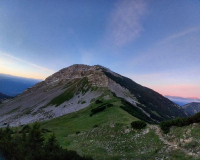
top-left (0, 0), bottom-right (200, 98)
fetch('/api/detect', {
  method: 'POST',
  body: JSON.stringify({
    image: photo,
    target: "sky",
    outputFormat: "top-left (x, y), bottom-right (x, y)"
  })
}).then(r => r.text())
top-left (0, 0), bottom-right (200, 98)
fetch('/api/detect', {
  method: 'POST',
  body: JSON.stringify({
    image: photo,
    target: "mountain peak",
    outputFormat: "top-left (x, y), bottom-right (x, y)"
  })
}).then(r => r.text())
top-left (61, 64), bottom-right (110, 72)
top-left (45, 64), bottom-right (116, 84)
top-left (0, 64), bottom-right (187, 126)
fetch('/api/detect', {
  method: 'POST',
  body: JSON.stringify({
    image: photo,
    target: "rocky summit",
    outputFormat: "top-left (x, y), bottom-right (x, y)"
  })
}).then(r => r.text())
top-left (0, 64), bottom-right (187, 126)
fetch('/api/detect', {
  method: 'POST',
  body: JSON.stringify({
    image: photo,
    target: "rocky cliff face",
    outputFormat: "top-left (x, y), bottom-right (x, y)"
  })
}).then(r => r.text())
top-left (0, 64), bottom-right (187, 127)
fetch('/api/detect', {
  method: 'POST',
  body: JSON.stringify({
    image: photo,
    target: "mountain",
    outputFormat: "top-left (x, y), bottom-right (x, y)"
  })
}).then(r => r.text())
top-left (0, 92), bottom-right (11, 101)
top-left (0, 64), bottom-right (187, 127)
top-left (165, 95), bottom-right (200, 106)
top-left (0, 73), bottom-right (42, 96)
top-left (182, 102), bottom-right (200, 116)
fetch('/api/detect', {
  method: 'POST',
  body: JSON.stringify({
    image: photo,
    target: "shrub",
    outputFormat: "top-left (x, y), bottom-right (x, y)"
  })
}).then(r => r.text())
top-left (90, 104), bottom-right (113, 117)
top-left (41, 128), bottom-right (52, 133)
top-left (160, 112), bottom-right (200, 134)
top-left (95, 100), bottom-right (102, 104)
top-left (93, 125), bottom-right (98, 128)
top-left (90, 106), bottom-right (106, 116)
top-left (131, 121), bottom-right (147, 129)
top-left (20, 124), bottom-right (30, 133)
top-left (81, 101), bottom-right (86, 104)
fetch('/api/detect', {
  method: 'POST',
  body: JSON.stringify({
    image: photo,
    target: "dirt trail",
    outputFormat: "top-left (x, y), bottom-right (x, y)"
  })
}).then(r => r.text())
top-left (149, 125), bottom-right (198, 157)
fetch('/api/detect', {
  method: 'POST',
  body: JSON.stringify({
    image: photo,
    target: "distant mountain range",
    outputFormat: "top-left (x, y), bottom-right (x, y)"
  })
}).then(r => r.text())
top-left (182, 102), bottom-right (200, 116)
top-left (165, 95), bottom-right (200, 106)
top-left (0, 74), bottom-right (42, 96)
top-left (0, 64), bottom-right (187, 126)
top-left (0, 92), bottom-right (11, 101)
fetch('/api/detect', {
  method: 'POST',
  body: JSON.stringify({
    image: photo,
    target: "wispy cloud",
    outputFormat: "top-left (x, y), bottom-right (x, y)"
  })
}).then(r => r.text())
top-left (159, 27), bottom-right (200, 44)
top-left (2, 52), bottom-right (55, 73)
top-left (106, 0), bottom-right (147, 46)
top-left (127, 26), bottom-right (200, 69)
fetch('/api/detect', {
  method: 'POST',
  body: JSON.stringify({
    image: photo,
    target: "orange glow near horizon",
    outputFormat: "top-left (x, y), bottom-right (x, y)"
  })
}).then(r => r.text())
top-left (0, 66), bottom-right (47, 80)
top-left (0, 53), bottom-right (54, 80)
top-left (0, 71), bottom-right (45, 80)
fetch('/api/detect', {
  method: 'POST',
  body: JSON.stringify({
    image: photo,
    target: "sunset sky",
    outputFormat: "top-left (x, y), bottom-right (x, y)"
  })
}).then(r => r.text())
top-left (0, 0), bottom-right (200, 98)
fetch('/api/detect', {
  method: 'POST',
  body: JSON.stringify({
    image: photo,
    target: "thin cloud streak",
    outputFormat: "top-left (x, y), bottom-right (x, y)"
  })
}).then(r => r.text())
top-left (106, 0), bottom-right (147, 46)
top-left (128, 26), bottom-right (200, 68)
top-left (159, 27), bottom-right (200, 45)
top-left (2, 53), bottom-right (55, 73)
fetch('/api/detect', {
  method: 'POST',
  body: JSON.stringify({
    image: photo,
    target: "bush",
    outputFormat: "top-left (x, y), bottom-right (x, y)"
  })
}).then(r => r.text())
top-left (81, 101), bottom-right (86, 104)
top-left (41, 128), bottom-right (52, 133)
top-left (93, 125), bottom-right (98, 128)
top-left (131, 121), bottom-right (147, 129)
top-left (90, 104), bottom-right (113, 117)
top-left (160, 112), bottom-right (200, 134)
top-left (95, 100), bottom-right (102, 104)
top-left (20, 124), bottom-right (30, 133)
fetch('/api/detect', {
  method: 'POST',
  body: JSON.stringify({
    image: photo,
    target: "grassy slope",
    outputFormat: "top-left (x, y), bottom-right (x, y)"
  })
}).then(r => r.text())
top-left (41, 95), bottom-right (137, 144)
top-left (40, 95), bottom-right (167, 159)
top-left (6, 83), bottom-right (198, 159)
top-left (11, 91), bottom-right (198, 159)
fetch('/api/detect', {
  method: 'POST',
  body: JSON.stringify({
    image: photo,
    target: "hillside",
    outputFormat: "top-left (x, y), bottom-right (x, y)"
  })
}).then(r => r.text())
top-left (38, 102), bottom-right (199, 160)
top-left (0, 64), bottom-right (187, 127)
top-left (2, 101), bottom-right (199, 159)
top-left (182, 102), bottom-right (200, 116)
top-left (0, 64), bottom-right (198, 159)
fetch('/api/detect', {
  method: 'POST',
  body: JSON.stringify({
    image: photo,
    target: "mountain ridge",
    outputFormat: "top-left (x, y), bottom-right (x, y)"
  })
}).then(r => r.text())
top-left (182, 102), bottom-right (200, 116)
top-left (165, 95), bottom-right (200, 106)
top-left (0, 64), bottom-right (187, 126)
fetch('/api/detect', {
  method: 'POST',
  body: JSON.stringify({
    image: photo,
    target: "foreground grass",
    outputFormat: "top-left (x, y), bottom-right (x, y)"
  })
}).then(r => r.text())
top-left (33, 94), bottom-right (199, 159)
top-left (41, 96), bottom-right (138, 145)
top-left (40, 96), bottom-right (167, 159)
